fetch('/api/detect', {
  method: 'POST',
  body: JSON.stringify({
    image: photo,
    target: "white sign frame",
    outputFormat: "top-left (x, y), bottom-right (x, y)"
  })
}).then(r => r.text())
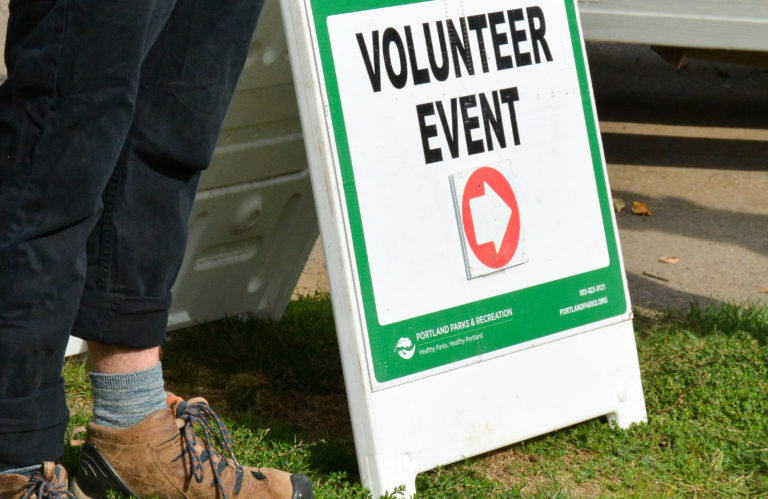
top-left (279, 0), bottom-right (646, 496)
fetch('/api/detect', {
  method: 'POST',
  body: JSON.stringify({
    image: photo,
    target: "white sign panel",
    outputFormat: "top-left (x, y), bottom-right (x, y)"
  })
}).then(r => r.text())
top-left (280, 0), bottom-right (647, 495)
top-left (328, 3), bottom-right (608, 325)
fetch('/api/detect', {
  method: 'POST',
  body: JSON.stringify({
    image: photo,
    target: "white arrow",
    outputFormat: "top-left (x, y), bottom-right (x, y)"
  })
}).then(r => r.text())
top-left (469, 182), bottom-right (512, 253)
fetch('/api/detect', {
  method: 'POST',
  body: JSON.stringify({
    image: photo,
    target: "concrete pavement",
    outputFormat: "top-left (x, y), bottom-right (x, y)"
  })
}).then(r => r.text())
top-left (592, 43), bottom-right (768, 311)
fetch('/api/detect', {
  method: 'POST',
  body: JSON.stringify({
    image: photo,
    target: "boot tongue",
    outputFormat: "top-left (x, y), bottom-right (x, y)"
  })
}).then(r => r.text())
top-left (171, 400), bottom-right (187, 418)
top-left (167, 393), bottom-right (187, 418)
top-left (41, 462), bottom-right (55, 482)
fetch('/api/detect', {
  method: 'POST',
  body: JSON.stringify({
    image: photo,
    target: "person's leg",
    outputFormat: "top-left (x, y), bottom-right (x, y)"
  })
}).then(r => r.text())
top-left (86, 345), bottom-right (160, 375)
top-left (0, 0), bottom-right (175, 469)
top-left (72, 0), bottom-right (265, 437)
top-left (71, 0), bottom-right (264, 350)
top-left (69, 0), bottom-right (312, 497)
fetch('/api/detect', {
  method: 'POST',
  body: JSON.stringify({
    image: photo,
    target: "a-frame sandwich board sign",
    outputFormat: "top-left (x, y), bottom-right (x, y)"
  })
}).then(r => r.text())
top-left (279, 0), bottom-right (647, 495)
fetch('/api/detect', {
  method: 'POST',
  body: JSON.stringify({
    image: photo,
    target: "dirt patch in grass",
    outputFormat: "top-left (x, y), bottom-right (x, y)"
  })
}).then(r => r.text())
top-left (477, 445), bottom-right (618, 497)
top-left (164, 365), bottom-right (353, 441)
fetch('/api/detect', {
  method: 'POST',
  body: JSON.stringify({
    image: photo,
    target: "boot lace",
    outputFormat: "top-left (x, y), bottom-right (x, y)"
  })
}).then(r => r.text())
top-left (21, 466), bottom-right (75, 499)
top-left (172, 397), bottom-right (244, 499)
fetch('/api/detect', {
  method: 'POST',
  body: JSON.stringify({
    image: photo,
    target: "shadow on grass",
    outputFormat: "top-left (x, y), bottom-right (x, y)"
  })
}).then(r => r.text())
top-left (664, 301), bottom-right (768, 345)
top-left (161, 293), bottom-right (359, 476)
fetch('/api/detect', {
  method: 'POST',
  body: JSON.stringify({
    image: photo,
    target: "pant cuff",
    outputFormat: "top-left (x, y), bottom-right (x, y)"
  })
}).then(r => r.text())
top-left (71, 288), bottom-right (171, 348)
top-left (0, 379), bottom-right (68, 464)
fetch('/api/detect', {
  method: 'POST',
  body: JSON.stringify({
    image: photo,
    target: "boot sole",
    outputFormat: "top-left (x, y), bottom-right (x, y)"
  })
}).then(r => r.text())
top-left (70, 477), bottom-right (96, 499)
top-left (72, 475), bottom-right (314, 499)
top-left (291, 473), bottom-right (314, 498)
top-left (71, 444), bottom-right (137, 499)
top-left (73, 474), bottom-right (314, 499)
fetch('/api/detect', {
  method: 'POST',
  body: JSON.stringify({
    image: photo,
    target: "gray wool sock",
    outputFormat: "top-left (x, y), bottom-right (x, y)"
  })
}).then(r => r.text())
top-left (0, 464), bottom-right (40, 477)
top-left (90, 362), bottom-right (168, 428)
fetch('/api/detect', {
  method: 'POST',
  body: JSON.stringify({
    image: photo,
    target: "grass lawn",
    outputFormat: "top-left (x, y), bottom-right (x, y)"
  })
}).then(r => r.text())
top-left (62, 296), bottom-right (768, 497)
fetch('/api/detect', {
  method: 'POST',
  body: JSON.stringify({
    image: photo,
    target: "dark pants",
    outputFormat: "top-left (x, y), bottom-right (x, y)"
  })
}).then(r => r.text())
top-left (0, 0), bottom-right (264, 465)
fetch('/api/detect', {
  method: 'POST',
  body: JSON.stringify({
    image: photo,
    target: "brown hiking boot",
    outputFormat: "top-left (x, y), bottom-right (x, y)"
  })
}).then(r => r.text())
top-left (0, 462), bottom-right (75, 498)
top-left (70, 395), bottom-right (312, 499)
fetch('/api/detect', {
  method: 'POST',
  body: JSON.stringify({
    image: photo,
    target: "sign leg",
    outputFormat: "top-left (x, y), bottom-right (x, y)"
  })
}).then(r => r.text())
top-left (362, 453), bottom-right (417, 498)
top-left (607, 372), bottom-right (647, 429)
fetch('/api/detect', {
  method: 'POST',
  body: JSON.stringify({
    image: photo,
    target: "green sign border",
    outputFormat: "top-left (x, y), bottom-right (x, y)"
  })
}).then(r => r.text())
top-left (311, 0), bottom-right (627, 383)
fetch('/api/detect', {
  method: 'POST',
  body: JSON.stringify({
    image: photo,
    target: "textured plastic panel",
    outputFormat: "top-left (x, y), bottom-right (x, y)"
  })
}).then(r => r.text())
top-left (66, 1), bottom-right (317, 355)
top-left (169, 170), bottom-right (317, 328)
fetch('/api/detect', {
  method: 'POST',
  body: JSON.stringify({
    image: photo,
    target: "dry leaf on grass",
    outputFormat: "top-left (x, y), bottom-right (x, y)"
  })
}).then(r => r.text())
top-left (758, 287), bottom-right (768, 294)
top-left (613, 198), bottom-right (626, 213)
top-left (659, 256), bottom-right (680, 264)
top-left (632, 201), bottom-right (652, 216)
